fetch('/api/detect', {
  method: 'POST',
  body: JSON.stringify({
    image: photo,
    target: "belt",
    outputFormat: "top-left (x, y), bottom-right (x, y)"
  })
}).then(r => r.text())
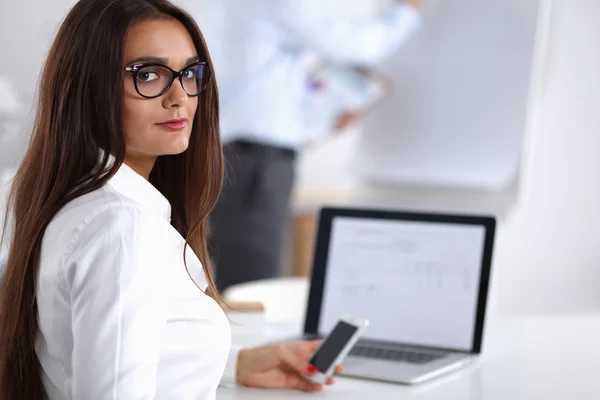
top-left (228, 140), bottom-right (297, 159)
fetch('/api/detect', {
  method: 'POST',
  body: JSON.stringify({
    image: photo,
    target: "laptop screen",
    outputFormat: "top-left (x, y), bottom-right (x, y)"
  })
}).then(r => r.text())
top-left (313, 211), bottom-right (493, 352)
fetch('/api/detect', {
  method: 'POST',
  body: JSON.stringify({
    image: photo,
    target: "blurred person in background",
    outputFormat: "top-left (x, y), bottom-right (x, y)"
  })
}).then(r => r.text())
top-left (185, 0), bottom-right (424, 291)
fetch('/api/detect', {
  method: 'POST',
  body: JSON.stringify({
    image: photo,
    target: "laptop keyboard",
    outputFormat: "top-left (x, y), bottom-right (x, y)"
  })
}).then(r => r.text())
top-left (349, 344), bottom-right (446, 364)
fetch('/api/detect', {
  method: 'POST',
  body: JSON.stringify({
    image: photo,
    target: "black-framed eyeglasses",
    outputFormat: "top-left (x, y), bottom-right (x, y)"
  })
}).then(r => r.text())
top-left (125, 61), bottom-right (210, 99)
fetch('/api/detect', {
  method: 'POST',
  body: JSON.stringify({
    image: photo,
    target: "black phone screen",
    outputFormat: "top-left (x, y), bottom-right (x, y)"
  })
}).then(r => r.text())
top-left (310, 321), bottom-right (358, 372)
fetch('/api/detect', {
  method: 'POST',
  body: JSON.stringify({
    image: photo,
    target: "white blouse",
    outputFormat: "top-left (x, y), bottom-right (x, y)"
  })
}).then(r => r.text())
top-left (35, 162), bottom-right (238, 400)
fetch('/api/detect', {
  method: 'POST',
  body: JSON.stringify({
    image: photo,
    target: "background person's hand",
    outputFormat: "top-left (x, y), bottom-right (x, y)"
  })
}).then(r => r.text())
top-left (236, 340), bottom-right (343, 392)
top-left (399, 0), bottom-right (423, 10)
top-left (334, 110), bottom-right (363, 132)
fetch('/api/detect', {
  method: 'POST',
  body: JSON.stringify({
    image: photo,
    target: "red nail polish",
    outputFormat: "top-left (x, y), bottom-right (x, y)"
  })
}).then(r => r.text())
top-left (307, 365), bottom-right (317, 374)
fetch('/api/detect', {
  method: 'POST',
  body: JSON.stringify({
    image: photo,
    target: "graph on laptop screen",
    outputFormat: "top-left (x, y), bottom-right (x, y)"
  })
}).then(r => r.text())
top-left (319, 216), bottom-right (486, 351)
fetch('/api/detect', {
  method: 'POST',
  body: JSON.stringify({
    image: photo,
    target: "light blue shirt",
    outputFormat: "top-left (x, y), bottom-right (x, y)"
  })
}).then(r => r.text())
top-left (182, 0), bottom-right (421, 150)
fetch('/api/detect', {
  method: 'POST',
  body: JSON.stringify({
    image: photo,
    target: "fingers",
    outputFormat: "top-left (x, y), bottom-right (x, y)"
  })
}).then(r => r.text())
top-left (291, 341), bottom-right (344, 375)
top-left (302, 340), bottom-right (322, 354)
top-left (282, 369), bottom-right (324, 392)
top-left (275, 341), bottom-right (344, 390)
top-left (289, 340), bottom-right (321, 361)
top-left (324, 366), bottom-right (342, 385)
top-left (275, 344), bottom-right (314, 376)
top-left (296, 379), bottom-right (324, 393)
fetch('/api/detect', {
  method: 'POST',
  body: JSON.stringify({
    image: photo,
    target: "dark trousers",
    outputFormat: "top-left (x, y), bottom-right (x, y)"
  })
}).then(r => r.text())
top-left (209, 140), bottom-right (296, 292)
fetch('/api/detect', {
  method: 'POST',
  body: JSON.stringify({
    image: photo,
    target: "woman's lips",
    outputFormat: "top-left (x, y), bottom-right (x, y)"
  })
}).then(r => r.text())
top-left (156, 119), bottom-right (187, 131)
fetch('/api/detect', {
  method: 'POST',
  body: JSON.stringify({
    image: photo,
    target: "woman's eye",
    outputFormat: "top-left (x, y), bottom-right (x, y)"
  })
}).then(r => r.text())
top-left (138, 71), bottom-right (160, 82)
top-left (182, 69), bottom-right (196, 80)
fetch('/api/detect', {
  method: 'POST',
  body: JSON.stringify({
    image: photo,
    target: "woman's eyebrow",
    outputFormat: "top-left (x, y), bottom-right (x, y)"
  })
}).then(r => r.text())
top-left (186, 55), bottom-right (201, 64)
top-left (126, 56), bottom-right (169, 65)
top-left (125, 55), bottom-right (201, 66)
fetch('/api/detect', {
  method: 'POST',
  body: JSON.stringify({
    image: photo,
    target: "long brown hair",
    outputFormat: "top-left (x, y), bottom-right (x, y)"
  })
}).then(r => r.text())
top-left (0, 0), bottom-right (224, 398)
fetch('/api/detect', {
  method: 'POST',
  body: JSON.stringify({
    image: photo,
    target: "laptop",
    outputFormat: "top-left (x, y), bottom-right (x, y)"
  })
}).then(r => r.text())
top-left (299, 206), bottom-right (496, 385)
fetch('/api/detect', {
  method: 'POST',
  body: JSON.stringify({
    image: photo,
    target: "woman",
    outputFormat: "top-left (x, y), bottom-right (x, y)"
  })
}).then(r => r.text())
top-left (0, 0), bottom-right (340, 398)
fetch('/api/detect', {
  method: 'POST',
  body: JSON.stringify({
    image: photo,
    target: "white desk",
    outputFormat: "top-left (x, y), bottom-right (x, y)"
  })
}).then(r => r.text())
top-left (218, 314), bottom-right (600, 400)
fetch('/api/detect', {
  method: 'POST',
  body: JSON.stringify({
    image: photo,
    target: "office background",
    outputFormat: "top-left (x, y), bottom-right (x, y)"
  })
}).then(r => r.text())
top-left (295, 0), bottom-right (600, 316)
top-left (1, 0), bottom-right (599, 316)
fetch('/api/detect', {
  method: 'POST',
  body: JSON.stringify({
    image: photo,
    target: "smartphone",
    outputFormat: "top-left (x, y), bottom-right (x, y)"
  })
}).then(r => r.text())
top-left (306, 315), bottom-right (370, 384)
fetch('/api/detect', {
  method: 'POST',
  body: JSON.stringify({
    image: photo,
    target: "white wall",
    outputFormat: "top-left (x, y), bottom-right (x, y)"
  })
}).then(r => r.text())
top-left (1, 0), bottom-right (79, 241)
top-left (296, 0), bottom-right (600, 315)
top-left (0, 0), bottom-right (76, 105)
top-left (490, 0), bottom-right (600, 314)
top-left (0, 0), bottom-right (78, 170)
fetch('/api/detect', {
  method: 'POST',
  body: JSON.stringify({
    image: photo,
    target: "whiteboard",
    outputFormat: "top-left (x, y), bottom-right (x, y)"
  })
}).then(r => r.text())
top-left (353, 0), bottom-right (548, 190)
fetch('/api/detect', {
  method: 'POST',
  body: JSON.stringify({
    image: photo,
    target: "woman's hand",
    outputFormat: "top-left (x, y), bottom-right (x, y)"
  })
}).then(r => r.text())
top-left (236, 340), bottom-right (343, 392)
